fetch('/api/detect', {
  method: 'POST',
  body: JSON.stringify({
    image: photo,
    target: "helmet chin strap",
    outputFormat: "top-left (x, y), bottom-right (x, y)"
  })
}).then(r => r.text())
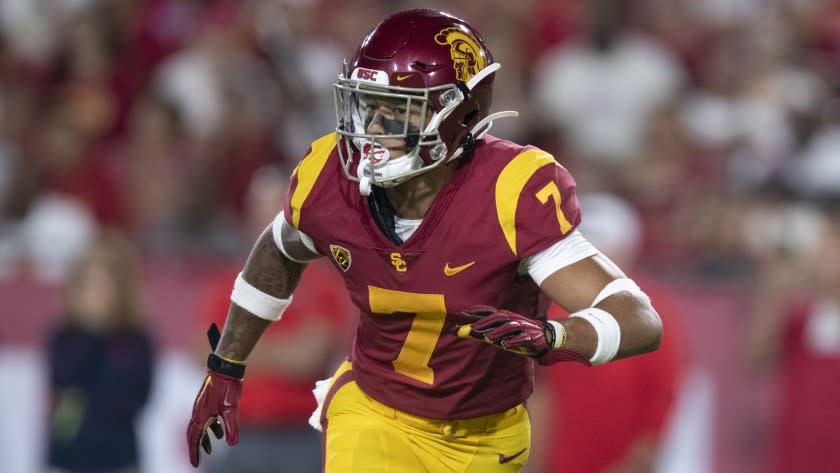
top-left (358, 155), bottom-right (373, 196)
top-left (357, 144), bottom-right (423, 195)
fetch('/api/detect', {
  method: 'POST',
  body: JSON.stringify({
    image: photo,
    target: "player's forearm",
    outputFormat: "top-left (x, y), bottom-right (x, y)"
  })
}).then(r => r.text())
top-left (603, 292), bottom-right (662, 359)
top-left (244, 322), bottom-right (334, 379)
top-left (559, 293), bottom-right (662, 361)
top-left (215, 227), bottom-right (307, 361)
top-left (215, 308), bottom-right (273, 362)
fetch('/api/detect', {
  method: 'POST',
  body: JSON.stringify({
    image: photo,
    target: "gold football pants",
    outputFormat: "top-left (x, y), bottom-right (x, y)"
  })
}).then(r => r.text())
top-left (321, 361), bottom-right (531, 472)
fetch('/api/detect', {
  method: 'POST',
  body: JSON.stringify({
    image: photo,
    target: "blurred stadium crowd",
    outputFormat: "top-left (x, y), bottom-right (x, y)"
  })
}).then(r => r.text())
top-left (1, 0), bottom-right (839, 472)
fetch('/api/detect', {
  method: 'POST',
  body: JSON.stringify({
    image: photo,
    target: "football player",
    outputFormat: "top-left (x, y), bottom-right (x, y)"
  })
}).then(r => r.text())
top-left (187, 9), bottom-right (663, 472)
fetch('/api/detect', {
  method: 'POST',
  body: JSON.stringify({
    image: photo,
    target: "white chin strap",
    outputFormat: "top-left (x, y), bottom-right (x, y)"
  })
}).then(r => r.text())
top-left (358, 157), bottom-right (373, 196)
top-left (357, 147), bottom-right (422, 196)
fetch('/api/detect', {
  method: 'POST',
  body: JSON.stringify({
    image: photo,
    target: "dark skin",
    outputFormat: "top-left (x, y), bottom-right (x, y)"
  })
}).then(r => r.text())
top-left (214, 226), bottom-right (305, 362)
top-left (384, 162), bottom-right (457, 219)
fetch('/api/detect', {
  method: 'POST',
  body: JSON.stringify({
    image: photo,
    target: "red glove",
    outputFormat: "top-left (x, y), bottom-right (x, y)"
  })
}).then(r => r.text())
top-left (457, 305), bottom-right (590, 366)
top-left (186, 324), bottom-right (246, 467)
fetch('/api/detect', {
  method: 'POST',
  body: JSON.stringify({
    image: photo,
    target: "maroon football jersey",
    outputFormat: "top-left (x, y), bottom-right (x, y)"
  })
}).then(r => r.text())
top-left (284, 133), bottom-right (581, 419)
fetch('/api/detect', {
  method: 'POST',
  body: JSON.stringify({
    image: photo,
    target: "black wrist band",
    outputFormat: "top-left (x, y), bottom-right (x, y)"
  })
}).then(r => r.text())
top-left (207, 353), bottom-right (246, 379)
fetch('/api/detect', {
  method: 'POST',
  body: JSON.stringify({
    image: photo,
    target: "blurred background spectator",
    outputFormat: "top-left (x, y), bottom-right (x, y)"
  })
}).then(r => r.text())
top-left (745, 208), bottom-right (840, 473)
top-left (0, 0), bottom-right (839, 472)
top-left (532, 0), bottom-right (685, 168)
top-left (44, 232), bottom-right (153, 473)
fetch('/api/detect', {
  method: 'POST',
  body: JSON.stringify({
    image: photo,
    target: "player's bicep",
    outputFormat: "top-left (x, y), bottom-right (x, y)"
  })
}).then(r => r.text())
top-left (539, 253), bottom-right (626, 313)
top-left (241, 225), bottom-right (307, 293)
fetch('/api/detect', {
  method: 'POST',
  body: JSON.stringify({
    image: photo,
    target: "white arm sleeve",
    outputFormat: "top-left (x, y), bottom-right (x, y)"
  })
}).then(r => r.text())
top-left (272, 210), bottom-right (319, 263)
top-left (521, 230), bottom-right (600, 286)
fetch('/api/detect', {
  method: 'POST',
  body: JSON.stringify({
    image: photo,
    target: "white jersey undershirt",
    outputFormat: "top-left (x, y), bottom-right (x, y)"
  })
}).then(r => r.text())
top-left (393, 216), bottom-right (423, 242)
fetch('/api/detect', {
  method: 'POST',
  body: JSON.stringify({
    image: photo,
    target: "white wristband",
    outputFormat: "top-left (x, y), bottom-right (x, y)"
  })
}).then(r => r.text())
top-left (546, 320), bottom-right (566, 349)
top-left (569, 307), bottom-right (621, 365)
top-left (230, 273), bottom-right (292, 321)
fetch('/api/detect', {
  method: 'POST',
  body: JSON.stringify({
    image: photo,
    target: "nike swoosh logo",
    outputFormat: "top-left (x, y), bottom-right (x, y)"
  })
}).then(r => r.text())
top-left (499, 448), bottom-right (527, 464)
top-left (444, 261), bottom-right (475, 276)
top-left (396, 74), bottom-right (413, 81)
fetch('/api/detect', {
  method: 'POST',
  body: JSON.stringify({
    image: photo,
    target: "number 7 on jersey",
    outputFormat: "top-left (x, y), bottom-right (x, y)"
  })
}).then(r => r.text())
top-left (368, 286), bottom-right (447, 385)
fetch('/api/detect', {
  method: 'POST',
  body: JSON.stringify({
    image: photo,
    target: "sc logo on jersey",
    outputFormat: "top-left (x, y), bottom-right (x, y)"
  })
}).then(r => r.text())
top-left (390, 252), bottom-right (407, 272)
top-left (330, 244), bottom-right (352, 272)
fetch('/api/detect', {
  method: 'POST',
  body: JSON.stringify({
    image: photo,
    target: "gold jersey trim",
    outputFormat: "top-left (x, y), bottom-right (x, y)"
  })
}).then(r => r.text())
top-left (290, 133), bottom-right (338, 228)
top-left (494, 149), bottom-right (558, 257)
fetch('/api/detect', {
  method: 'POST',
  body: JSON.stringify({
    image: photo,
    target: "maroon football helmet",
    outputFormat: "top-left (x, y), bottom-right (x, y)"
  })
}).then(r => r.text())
top-left (333, 9), bottom-right (518, 194)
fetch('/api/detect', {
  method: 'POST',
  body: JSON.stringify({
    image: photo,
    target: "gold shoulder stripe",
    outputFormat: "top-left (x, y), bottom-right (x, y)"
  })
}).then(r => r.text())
top-left (290, 133), bottom-right (337, 228)
top-left (495, 149), bottom-right (558, 256)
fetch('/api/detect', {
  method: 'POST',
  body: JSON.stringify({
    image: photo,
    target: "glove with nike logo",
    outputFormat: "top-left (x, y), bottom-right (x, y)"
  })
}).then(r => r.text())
top-left (456, 305), bottom-right (590, 366)
top-left (186, 324), bottom-right (245, 467)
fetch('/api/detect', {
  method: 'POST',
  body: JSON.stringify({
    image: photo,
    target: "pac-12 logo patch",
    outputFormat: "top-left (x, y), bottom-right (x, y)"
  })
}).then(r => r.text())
top-left (330, 244), bottom-right (351, 272)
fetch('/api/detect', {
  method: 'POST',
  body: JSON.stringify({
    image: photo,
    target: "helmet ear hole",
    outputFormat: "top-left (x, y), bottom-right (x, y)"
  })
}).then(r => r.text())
top-left (457, 91), bottom-right (482, 127)
top-left (461, 108), bottom-right (478, 126)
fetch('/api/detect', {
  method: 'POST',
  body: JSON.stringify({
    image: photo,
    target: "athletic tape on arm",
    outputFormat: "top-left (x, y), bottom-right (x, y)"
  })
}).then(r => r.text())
top-left (524, 233), bottom-right (648, 364)
top-left (569, 307), bottom-right (621, 365)
top-left (230, 273), bottom-right (292, 321)
top-left (523, 230), bottom-right (599, 286)
top-left (565, 278), bottom-right (649, 365)
top-left (591, 277), bottom-right (650, 306)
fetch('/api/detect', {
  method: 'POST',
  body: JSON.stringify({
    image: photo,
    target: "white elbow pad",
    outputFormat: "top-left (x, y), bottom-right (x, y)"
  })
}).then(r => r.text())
top-left (570, 277), bottom-right (647, 365)
top-left (569, 307), bottom-right (621, 365)
top-left (230, 273), bottom-right (292, 321)
top-left (591, 277), bottom-right (650, 306)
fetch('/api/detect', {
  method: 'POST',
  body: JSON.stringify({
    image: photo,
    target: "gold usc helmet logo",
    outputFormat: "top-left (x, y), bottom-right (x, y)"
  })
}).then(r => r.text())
top-left (435, 27), bottom-right (486, 83)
